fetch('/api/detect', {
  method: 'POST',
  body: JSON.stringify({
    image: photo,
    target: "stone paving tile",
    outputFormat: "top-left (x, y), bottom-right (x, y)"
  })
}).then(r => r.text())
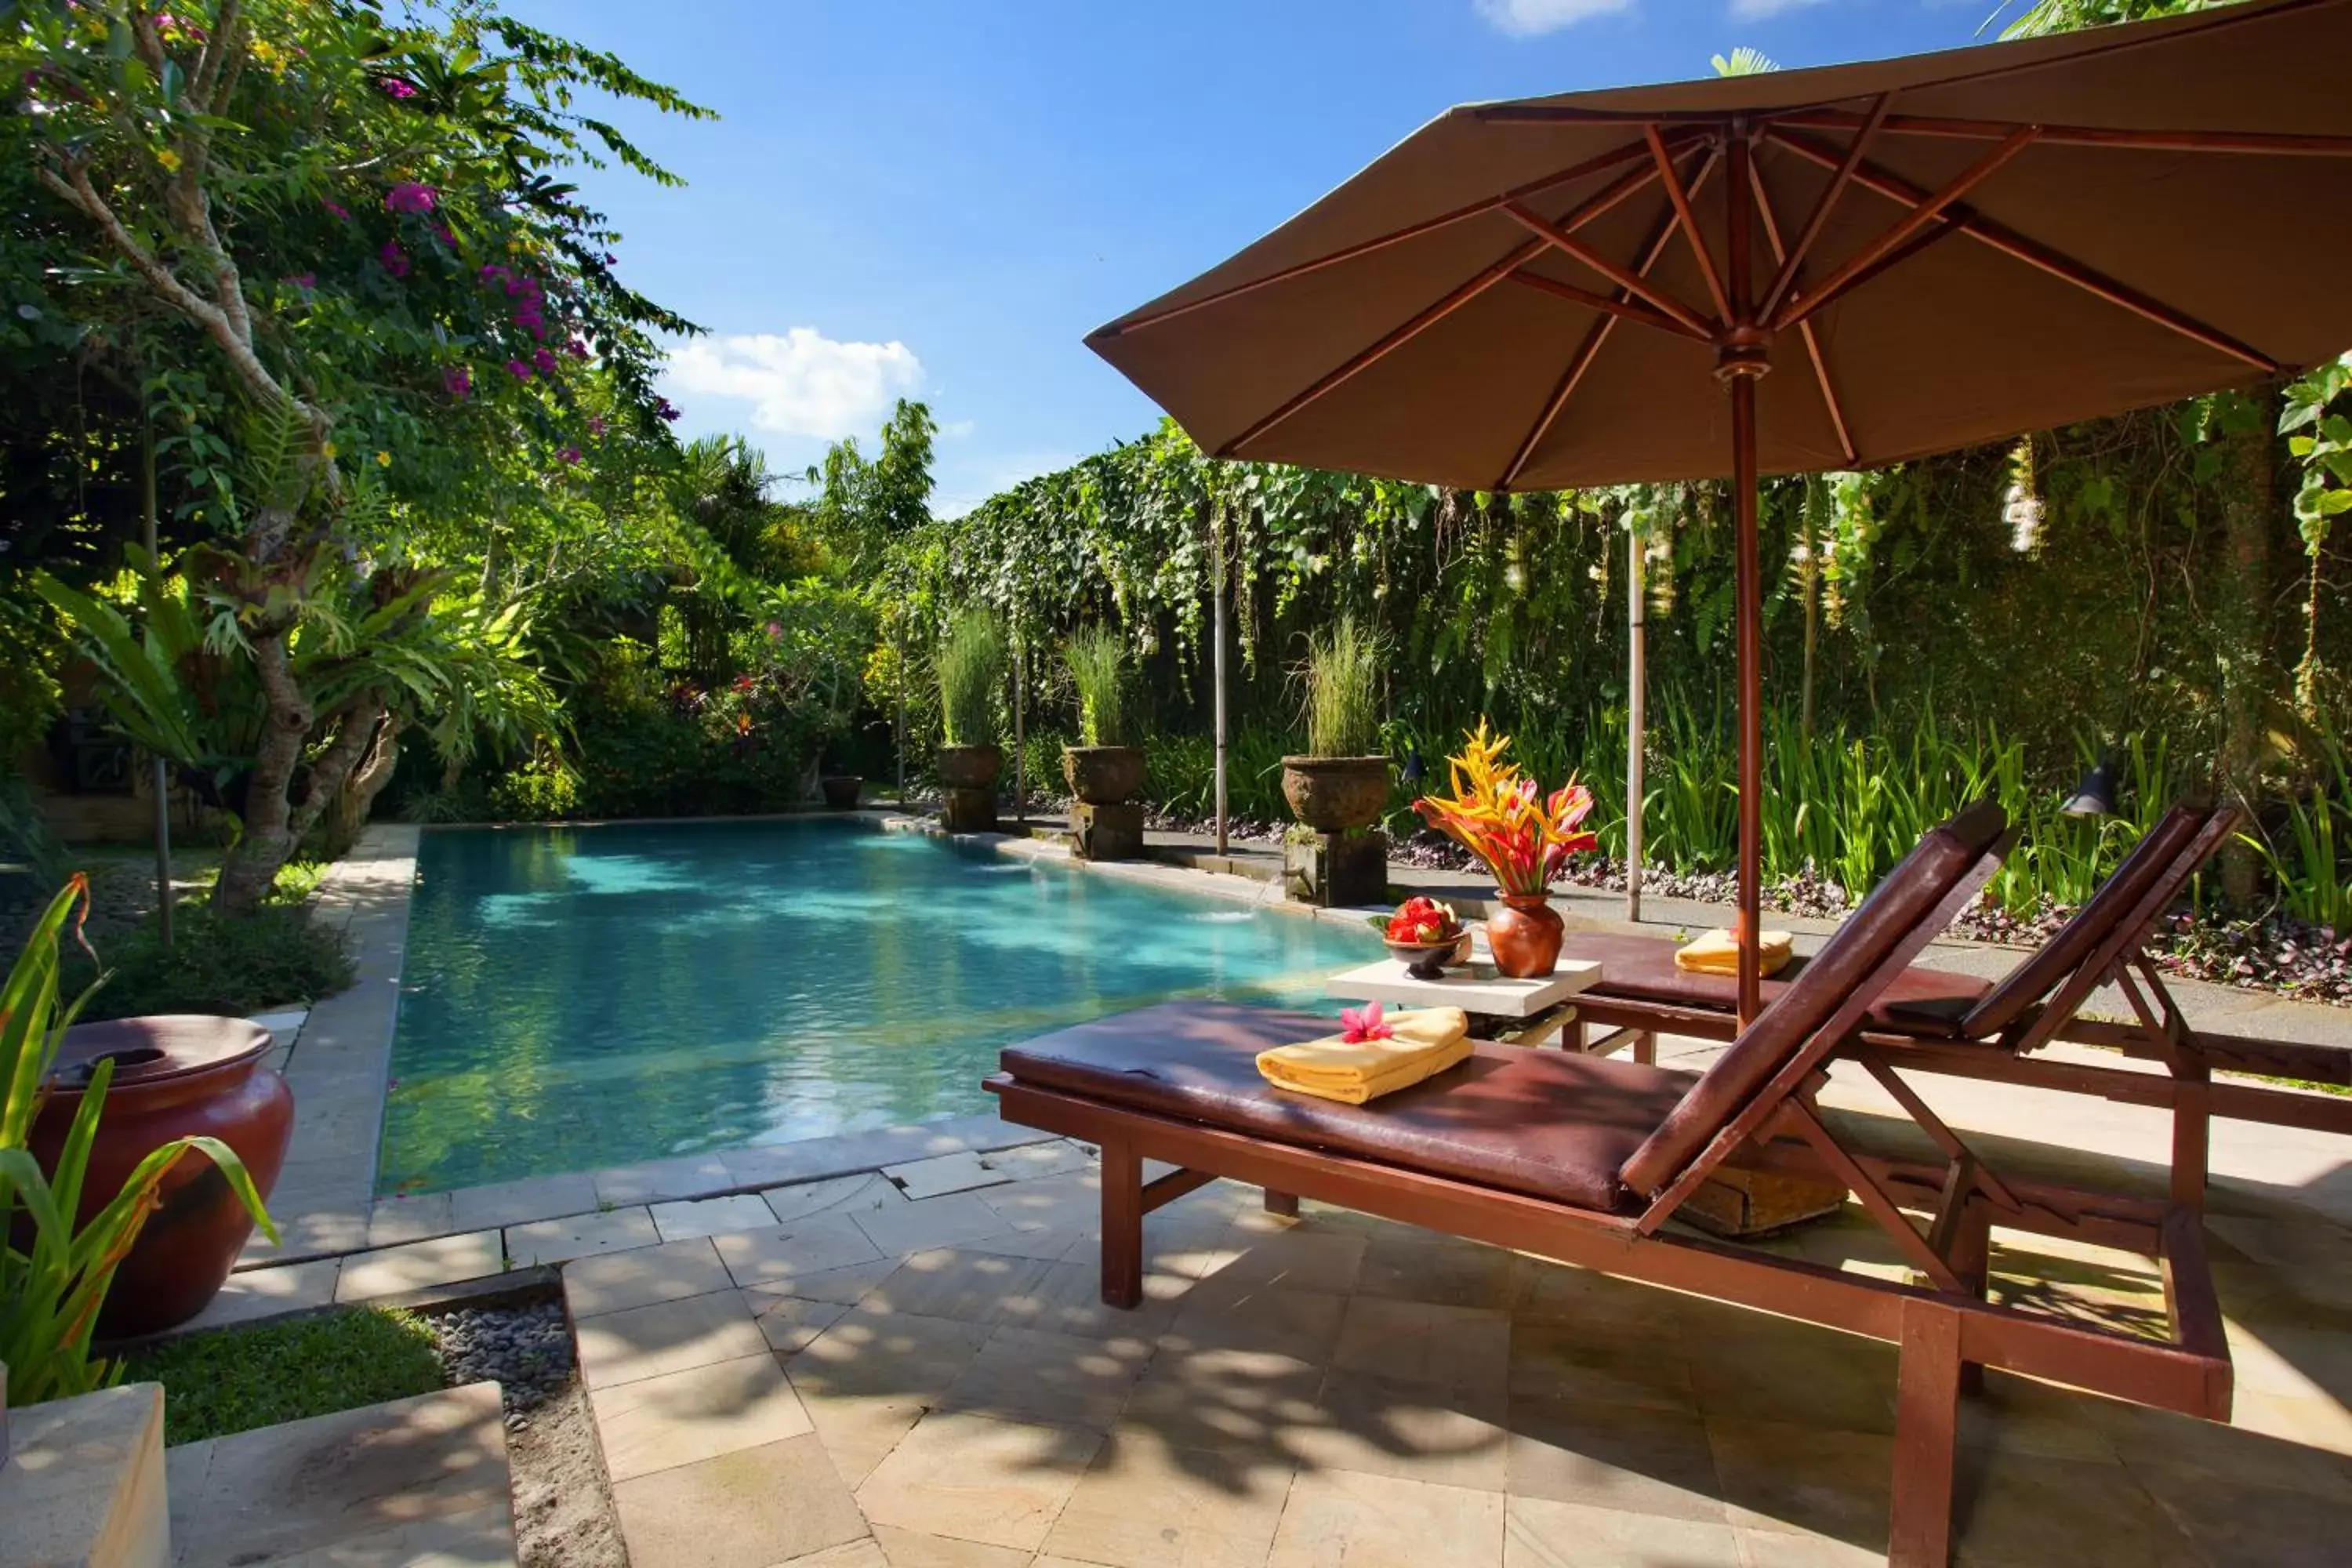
top-left (995, 1254), bottom-right (1189, 1343)
top-left (851, 1192), bottom-right (1018, 1256)
top-left (869, 1524), bottom-right (1030, 1568)
top-left (1295, 1373), bottom-right (1511, 1494)
top-left (764, 1172), bottom-right (908, 1226)
top-left (855, 1410), bottom-right (1102, 1552)
top-left (717, 1212), bottom-right (887, 1292)
top-left (263, 1499), bottom-right (517, 1568)
top-left (1355, 1231), bottom-right (1518, 1312)
top-left (775, 1255), bottom-right (907, 1307)
top-left (884, 1150), bottom-right (1013, 1200)
top-left (242, 1206), bottom-right (371, 1267)
top-left (1679, 1305), bottom-right (1897, 1436)
top-left (590, 1353), bottom-right (813, 1483)
top-left (1117, 1347), bottom-right (1327, 1460)
top-left (1267, 1468), bottom-right (1505, 1568)
top-left (366, 1192), bottom-right (456, 1249)
top-left (1039, 1430), bottom-right (1294, 1568)
top-left (800, 1391), bottom-right (932, 1491)
top-left (449, 1172), bottom-right (601, 1232)
top-left (1503, 1494), bottom-right (1741, 1568)
top-left (1506, 1319), bottom-right (1697, 1414)
top-left (506, 1206), bottom-right (659, 1266)
top-left (1704, 1416), bottom-right (1887, 1544)
top-left (1332, 1298), bottom-right (1512, 1395)
top-left (782, 1540), bottom-right (890, 1568)
top-left (1732, 1530), bottom-right (1884, 1568)
top-left (859, 1247), bottom-right (1053, 1326)
top-left (334, 1230), bottom-right (506, 1301)
top-left (564, 1236), bottom-right (735, 1317)
top-left (745, 1290), bottom-right (851, 1353)
top-left (935, 1324), bottom-right (1152, 1432)
top-left (576, 1290), bottom-right (774, 1390)
top-left (593, 1154), bottom-right (736, 1207)
top-left (1159, 1282), bottom-right (1348, 1364)
top-left (1949, 1449), bottom-right (2201, 1568)
top-left (612, 1434), bottom-right (867, 1568)
top-left (1196, 1224), bottom-right (1367, 1296)
top-left (977, 1170), bottom-right (1101, 1234)
top-left (179, 1257), bottom-right (341, 1331)
top-left (978, 1140), bottom-right (1094, 1182)
top-left (1507, 1396), bottom-right (1728, 1524)
top-left (650, 1192), bottom-right (779, 1243)
top-left (786, 1307), bottom-right (995, 1403)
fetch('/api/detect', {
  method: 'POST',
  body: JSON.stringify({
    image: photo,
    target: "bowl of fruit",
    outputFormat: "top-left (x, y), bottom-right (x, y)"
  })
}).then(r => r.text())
top-left (1370, 897), bottom-right (1472, 980)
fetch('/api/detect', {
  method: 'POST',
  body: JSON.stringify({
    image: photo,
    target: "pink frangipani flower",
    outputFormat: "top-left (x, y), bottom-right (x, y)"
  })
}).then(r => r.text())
top-left (1338, 1001), bottom-right (1394, 1044)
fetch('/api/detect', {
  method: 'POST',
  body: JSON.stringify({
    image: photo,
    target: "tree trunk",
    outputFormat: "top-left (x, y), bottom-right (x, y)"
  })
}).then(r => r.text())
top-left (2215, 385), bottom-right (2280, 907)
top-left (328, 713), bottom-right (401, 855)
top-left (213, 621), bottom-right (314, 916)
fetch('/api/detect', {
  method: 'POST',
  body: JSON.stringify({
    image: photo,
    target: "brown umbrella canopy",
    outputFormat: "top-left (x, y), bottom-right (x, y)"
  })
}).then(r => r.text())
top-left (1087, 0), bottom-right (2352, 492)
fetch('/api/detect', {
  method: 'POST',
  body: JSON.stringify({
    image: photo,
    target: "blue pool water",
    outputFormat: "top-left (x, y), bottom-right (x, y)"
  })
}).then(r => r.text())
top-left (379, 820), bottom-right (1377, 1194)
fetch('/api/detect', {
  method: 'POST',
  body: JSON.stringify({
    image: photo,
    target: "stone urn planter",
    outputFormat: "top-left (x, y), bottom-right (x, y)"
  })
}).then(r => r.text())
top-left (29, 1015), bottom-right (293, 1337)
top-left (1062, 746), bottom-right (1145, 807)
top-left (1280, 755), bottom-right (1391, 833)
top-left (935, 744), bottom-right (1003, 833)
top-left (819, 775), bottom-right (863, 810)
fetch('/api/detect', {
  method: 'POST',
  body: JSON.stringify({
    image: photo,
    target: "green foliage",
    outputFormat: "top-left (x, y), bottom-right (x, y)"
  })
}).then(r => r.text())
top-left (1066, 627), bottom-right (1131, 746)
top-left (124, 1306), bottom-right (446, 1446)
top-left (2, 878), bottom-right (276, 1406)
top-left (1301, 614), bottom-right (1382, 758)
top-left (67, 899), bottom-right (354, 1024)
top-left (937, 609), bottom-right (1007, 748)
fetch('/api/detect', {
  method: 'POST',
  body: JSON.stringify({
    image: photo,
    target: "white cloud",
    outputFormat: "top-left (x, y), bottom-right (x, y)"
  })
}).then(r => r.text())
top-left (1474, 0), bottom-right (1636, 36)
top-left (1727, 0), bottom-right (1828, 19)
top-left (663, 328), bottom-right (924, 441)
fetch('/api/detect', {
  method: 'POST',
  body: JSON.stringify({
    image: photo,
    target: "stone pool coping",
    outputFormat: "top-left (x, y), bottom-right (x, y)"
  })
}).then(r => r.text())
top-left (235, 808), bottom-right (1376, 1280)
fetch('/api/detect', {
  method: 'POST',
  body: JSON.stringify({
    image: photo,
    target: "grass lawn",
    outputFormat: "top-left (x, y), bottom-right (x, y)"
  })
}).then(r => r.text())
top-left (122, 1306), bottom-right (445, 1446)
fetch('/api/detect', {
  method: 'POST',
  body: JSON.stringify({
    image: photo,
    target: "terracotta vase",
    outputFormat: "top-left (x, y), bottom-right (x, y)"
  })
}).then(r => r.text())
top-left (29, 1015), bottom-right (294, 1337)
top-left (1486, 893), bottom-right (1563, 978)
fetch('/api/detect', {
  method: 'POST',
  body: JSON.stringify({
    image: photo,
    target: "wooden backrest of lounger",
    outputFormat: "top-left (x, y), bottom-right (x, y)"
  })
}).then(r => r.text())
top-left (1955, 803), bottom-right (2211, 1040)
top-left (1617, 799), bottom-right (2011, 1199)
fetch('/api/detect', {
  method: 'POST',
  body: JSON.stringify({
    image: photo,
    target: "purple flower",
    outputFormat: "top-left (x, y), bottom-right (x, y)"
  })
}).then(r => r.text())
top-left (587, 416), bottom-right (607, 437)
top-left (479, 263), bottom-right (508, 284)
top-left (379, 241), bottom-right (409, 278)
top-left (284, 273), bottom-right (316, 292)
top-left (566, 337), bottom-right (589, 359)
top-left (603, 252), bottom-right (618, 265)
top-left (378, 77), bottom-right (418, 100)
top-left (444, 365), bottom-right (472, 399)
top-left (533, 347), bottom-right (557, 375)
top-left (432, 222), bottom-right (456, 248)
top-left (655, 397), bottom-right (681, 423)
top-left (384, 182), bottom-right (437, 215)
top-left (765, 621), bottom-right (782, 640)
top-left (507, 358), bottom-right (533, 381)
top-left (558, 446), bottom-right (582, 465)
top-left (322, 198), bottom-right (351, 222)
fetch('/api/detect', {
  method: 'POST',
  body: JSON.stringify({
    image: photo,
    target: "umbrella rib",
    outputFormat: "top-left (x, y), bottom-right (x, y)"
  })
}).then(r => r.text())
top-left (1646, 127), bottom-right (1733, 325)
top-left (1213, 236), bottom-right (1549, 460)
top-left (1094, 136), bottom-right (1697, 340)
top-left (1747, 157), bottom-right (1857, 465)
top-left (1502, 201), bottom-right (1718, 339)
top-left (1497, 148), bottom-right (1722, 491)
top-left (1774, 127), bottom-right (2038, 331)
top-left (1775, 107), bottom-right (2352, 158)
top-left (1757, 93), bottom-right (1893, 327)
top-left (1504, 271), bottom-right (1711, 339)
top-left (1764, 124), bottom-right (2278, 371)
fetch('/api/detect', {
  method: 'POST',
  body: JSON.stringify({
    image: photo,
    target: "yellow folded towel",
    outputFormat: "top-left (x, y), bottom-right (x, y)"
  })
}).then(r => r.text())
top-left (1674, 927), bottom-right (1795, 977)
top-left (1256, 1006), bottom-right (1472, 1105)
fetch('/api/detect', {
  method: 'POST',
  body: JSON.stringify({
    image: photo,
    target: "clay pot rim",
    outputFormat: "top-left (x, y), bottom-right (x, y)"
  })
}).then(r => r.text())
top-left (1279, 753), bottom-right (1391, 768)
top-left (1062, 743), bottom-right (1145, 757)
top-left (45, 1014), bottom-right (274, 1109)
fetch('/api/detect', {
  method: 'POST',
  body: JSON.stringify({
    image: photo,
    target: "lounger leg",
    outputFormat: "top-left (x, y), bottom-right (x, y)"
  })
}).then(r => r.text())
top-left (1633, 1029), bottom-right (1657, 1066)
top-left (2172, 1075), bottom-right (2212, 1209)
top-left (1561, 1014), bottom-right (1586, 1053)
top-left (1948, 1200), bottom-right (1991, 1398)
top-left (1099, 1138), bottom-right (1145, 1309)
top-left (1264, 1189), bottom-right (1300, 1218)
top-left (1889, 1298), bottom-right (1965, 1568)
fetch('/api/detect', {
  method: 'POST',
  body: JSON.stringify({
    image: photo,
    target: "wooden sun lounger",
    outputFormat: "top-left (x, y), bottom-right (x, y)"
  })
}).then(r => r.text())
top-left (985, 803), bottom-right (2231, 1568)
top-left (1555, 802), bottom-right (2352, 1207)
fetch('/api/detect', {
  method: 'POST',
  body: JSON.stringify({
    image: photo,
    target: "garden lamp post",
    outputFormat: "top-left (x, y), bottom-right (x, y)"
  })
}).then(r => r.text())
top-left (1083, 0), bottom-right (2352, 1022)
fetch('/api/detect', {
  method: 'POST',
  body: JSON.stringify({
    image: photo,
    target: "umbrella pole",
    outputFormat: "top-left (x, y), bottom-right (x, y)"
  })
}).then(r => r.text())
top-left (1726, 123), bottom-right (1765, 1026)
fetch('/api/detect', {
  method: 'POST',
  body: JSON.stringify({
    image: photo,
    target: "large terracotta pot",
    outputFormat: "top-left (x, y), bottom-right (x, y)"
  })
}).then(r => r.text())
top-left (1486, 893), bottom-right (1564, 979)
top-left (935, 744), bottom-right (1004, 791)
top-left (30, 1015), bottom-right (293, 1337)
top-left (1280, 755), bottom-right (1390, 832)
top-left (1062, 746), bottom-right (1145, 807)
top-left (819, 775), bottom-right (863, 809)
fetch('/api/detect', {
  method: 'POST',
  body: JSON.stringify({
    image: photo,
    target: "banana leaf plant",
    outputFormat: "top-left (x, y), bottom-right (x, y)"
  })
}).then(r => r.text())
top-left (0, 878), bottom-right (277, 1406)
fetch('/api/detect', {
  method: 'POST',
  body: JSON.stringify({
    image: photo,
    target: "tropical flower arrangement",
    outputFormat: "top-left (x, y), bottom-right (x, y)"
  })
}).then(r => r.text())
top-left (1414, 720), bottom-right (1599, 896)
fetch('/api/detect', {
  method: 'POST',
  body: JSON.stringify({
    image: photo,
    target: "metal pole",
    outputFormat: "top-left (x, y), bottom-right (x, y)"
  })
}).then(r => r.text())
top-left (1213, 501), bottom-right (1229, 856)
top-left (143, 416), bottom-right (173, 949)
top-left (1624, 521), bottom-right (1646, 924)
top-left (1726, 123), bottom-right (1764, 1025)
top-left (1012, 630), bottom-right (1025, 826)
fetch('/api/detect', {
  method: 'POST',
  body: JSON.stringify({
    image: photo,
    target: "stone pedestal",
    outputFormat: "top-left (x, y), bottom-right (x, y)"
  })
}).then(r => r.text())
top-left (1072, 801), bottom-right (1145, 861)
top-left (1284, 828), bottom-right (1388, 907)
top-left (0, 1381), bottom-right (168, 1568)
top-left (940, 787), bottom-right (996, 833)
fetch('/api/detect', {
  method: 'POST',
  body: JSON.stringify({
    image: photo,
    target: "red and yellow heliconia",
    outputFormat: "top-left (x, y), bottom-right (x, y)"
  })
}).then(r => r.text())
top-left (1413, 721), bottom-right (1598, 897)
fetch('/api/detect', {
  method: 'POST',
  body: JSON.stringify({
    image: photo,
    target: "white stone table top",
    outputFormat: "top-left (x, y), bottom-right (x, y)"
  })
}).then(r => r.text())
top-left (1324, 956), bottom-right (1602, 1017)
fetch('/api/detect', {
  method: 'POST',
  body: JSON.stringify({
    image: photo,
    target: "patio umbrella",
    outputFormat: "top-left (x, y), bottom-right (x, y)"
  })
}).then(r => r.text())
top-left (1084, 0), bottom-right (2352, 1021)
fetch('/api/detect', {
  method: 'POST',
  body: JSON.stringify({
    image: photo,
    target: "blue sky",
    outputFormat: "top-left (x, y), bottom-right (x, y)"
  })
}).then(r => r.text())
top-left (514, 1), bottom-right (2011, 514)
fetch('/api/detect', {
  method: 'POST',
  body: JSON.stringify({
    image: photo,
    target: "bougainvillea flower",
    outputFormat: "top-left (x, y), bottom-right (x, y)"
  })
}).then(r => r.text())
top-left (379, 241), bottom-right (410, 278)
top-left (566, 337), bottom-right (588, 359)
top-left (1412, 720), bottom-right (1599, 897)
top-left (479, 263), bottom-right (509, 284)
top-left (322, 198), bottom-right (351, 221)
top-left (533, 347), bottom-right (557, 374)
top-left (432, 222), bottom-right (456, 248)
top-left (378, 77), bottom-right (418, 100)
top-left (558, 445), bottom-right (582, 464)
top-left (764, 621), bottom-right (782, 640)
top-left (654, 397), bottom-right (681, 422)
top-left (284, 273), bottom-right (316, 292)
top-left (586, 416), bottom-right (607, 436)
top-left (444, 365), bottom-right (472, 399)
top-left (383, 183), bottom-right (437, 214)
top-left (1339, 1001), bottom-right (1395, 1044)
top-left (506, 358), bottom-right (533, 380)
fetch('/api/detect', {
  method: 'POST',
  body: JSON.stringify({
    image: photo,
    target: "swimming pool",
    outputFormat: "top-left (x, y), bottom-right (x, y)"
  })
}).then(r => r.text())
top-left (379, 820), bottom-right (1377, 1194)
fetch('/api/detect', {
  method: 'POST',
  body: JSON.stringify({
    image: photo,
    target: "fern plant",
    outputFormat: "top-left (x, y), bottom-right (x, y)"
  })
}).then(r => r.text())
top-left (1, 878), bottom-right (277, 1405)
top-left (1065, 627), bottom-right (1131, 747)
